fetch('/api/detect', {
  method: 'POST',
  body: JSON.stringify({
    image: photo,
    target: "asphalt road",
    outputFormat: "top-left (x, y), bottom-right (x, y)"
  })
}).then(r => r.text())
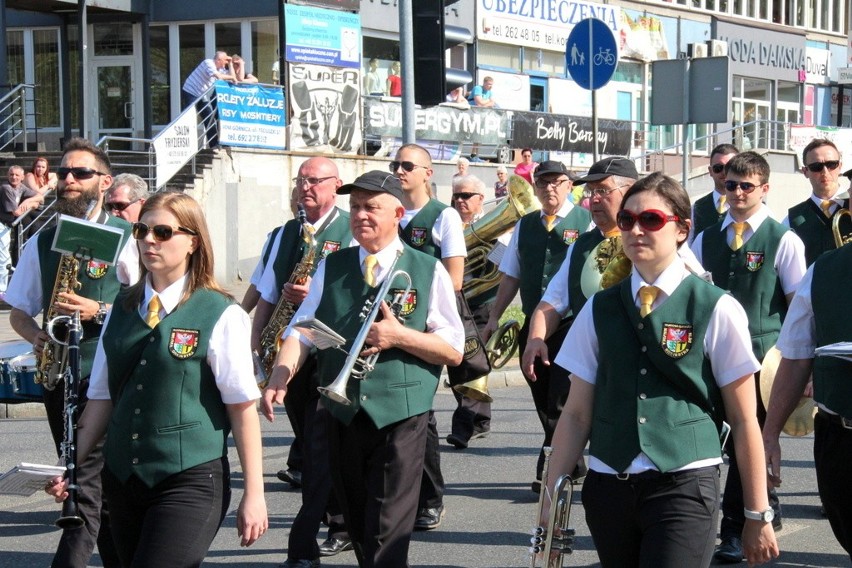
top-left (0, 384), bottom-right (849, 568)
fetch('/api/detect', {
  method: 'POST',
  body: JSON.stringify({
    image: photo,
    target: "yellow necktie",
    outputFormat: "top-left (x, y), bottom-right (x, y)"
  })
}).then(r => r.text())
top-left (821, 200), bottom-right (833, 217)
top-left (145, 296), bottom-right (162, 328)
top-left (604, 228), bottom-right (621, 238)
top-left (717, 195), bottom-right (727, 215)
top-left (544, 215), bottom-right (557, 231)
top-left (731, 222), bottom-right (746, 251)
top-left (364, 255), bottom-right (378, 287)
top-left (638, 286), bottom-right (659, 317)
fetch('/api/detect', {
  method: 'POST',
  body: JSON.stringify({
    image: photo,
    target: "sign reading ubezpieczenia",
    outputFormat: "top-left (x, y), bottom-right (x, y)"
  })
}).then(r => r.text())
top-left (215, 81), bottom-right (286, 150)
top-left (153, 106), bottom-right (199, 189)
top-left (364, 98), bottom-right (510, 145)
top-left (512, 111), bottom-right (631, 155)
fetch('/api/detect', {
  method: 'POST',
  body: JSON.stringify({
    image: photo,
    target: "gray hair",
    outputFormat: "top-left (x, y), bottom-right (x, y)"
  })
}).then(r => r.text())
top-left (452, 174), bottom-right (486, 194)
top-left (108, 173), bottom-right (150, 201)
top-left (457, 157), bottom-right (470, 168)
top-left (496, 165), bottom-right (508, 174)
top-left (8, 165), bottom-right (24, 175)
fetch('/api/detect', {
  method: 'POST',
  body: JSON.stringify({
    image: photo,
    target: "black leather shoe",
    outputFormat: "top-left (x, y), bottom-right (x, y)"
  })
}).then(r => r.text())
top-left (446, 433), bottom-right (469, 449)
top-left (319, 537), bottom-right (353, 557)
top-left (714, 536), bottom-right (744, 564)
top-left (531, 479), bottom-right (542, 494)
top-left (279, 559), bottom-right (320, 568)
top-left (276, 468), bottom-right (302, 488)
top-left (414, 505), bottom-right (445, 530)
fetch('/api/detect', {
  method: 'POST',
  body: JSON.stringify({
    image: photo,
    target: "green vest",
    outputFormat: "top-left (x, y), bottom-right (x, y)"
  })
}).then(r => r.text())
top-left (315, 245), bottom-right (441, 429)
top-left (517, 206), bottom-right (592, 317)
top-left (812, 244), bottom-right (852, 417)
top-left (270, 208), bottom-right (351, 292)
top-left (37, 215), bottom-right (132, 378)
top-left (692, 192), bottom-right (725, 237)
top-left (701, 218), bottom-right (788, 362)
top-left (566, 229), bottom-right (606, 317)
top-left (102, 288), bottom-right (232, 487)
top-left (788, 199), bottom-right (843, 267)
top-left (591, 276), bottom-right (726, 473)
top-left (400, 198), bottom-right (447, 259)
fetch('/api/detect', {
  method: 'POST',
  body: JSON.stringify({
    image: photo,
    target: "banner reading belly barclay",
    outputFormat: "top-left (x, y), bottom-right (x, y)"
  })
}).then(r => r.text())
top-left (215, 81), bottom-right (287, 150)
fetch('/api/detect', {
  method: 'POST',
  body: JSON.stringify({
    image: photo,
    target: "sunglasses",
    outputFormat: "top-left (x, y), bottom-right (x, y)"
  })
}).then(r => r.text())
top-left (452, 192), bottom-right (482, 200)
top-left (389, 161), bottom-right (428, 173)
top-left (132, 222), bottom-right (198, 242)
top-left (723, 180), bottom-right (762, 193)
top-left (804, 160), bottom-right (841, 173)
top-left (57, 167), bottom-right (108, 180)
top-left (104, 198), bottom-right (141, 213)
top-left (616, 209), bottom-right (681, 232)
top-left (292, 176), bottom-right (336, 187)
top-left (710, 163), bottom-right (726, 174)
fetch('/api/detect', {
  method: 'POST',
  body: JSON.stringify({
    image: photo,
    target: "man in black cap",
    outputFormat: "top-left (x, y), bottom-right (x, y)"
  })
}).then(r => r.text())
top-left (263, 170), bottom-right (464, 568)
top-left (483, 160), bottom-right (593, 491)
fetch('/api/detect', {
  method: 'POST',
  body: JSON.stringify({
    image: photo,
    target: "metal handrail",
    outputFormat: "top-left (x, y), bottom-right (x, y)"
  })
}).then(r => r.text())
top-left (0, 84), bottom-right (37, 153)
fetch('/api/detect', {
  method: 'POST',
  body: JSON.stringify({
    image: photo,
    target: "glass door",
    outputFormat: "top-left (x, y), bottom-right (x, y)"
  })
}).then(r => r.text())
top-left (93, 62), bottom-right (135, 147)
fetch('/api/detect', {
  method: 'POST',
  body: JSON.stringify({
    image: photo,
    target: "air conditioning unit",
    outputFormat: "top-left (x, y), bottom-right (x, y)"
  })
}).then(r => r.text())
top-left (688, 43), bottom-right (709, 58)
top-left (708, 40), bottom-right (728, 57)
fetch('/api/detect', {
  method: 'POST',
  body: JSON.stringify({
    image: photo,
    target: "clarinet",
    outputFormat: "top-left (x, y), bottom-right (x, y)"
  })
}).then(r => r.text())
top-left (55, 310), bottom-right (84, 529)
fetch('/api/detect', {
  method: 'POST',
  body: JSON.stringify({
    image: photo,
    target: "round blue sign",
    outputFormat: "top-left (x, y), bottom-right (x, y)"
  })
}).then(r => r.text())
top-left (565, 18), bottom-right (618, 91)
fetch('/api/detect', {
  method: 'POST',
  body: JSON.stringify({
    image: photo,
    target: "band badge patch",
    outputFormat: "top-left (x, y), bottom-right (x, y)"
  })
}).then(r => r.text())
top-left (562, 229), bottom-right (579, 244)
top-left (410, 228), bottom-right (428, 247)
top-left (85, 260), bottom-right (108, 280)
top-left (745, 251), bottom-right (764, 272)
top-left (321, 241), bottom-right (341, 258)
top-left (660, 323), bottom-right (693, 358)
top-left (463, 336), bottom-right (483, 359)
top-left (169, 328), bottom-right (199, 360)
top-left (391, 288), bottom-right (417, 317)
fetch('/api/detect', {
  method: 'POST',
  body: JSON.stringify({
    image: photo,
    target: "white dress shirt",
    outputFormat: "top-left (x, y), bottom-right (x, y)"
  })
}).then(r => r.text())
top-left (781, 193), bottom-right (845, 227)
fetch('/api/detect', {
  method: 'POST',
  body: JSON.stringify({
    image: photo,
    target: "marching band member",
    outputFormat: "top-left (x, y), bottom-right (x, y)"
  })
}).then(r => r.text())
top-left (47, 192), bottom-right (267, 566)
top-left (263, 171), bottom-right (463, 567)
top-left (545, 172), bottom-right (779, 567)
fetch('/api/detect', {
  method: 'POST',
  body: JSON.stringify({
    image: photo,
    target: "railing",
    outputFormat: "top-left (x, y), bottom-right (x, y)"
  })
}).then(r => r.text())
top-left (0, 84), bottom-right (38, 153)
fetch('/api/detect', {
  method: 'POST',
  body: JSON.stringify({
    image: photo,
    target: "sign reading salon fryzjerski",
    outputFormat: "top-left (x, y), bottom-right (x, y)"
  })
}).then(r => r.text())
top-left (512, 111), bottom-right (631, 155)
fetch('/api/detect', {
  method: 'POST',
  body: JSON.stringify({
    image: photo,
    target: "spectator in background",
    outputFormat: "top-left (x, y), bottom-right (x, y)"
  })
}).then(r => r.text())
top-left (514, 148), bottom-right (538, 184)
top-left (105, 173), bottom-right (150, 223)
top-left (232, 54), bottom-right (258, 84)
top-left (387, 61), bottom-right (402, 97)
top-left (0, 165), bottom-right (42, 296)
top-left (24, 156), bottom-right (57, 195)
top-left (470, 76), bottom-right (497, 108)
top-left (364, 58), bottom-right (384, 96)
top-left (494, 165), bottom-right (508, 199)
top-left (181, 51), bottom-right (235, 147)
top-left (454, 157), bottom-right (470, 180)
top-left (445, 87), bottom-right (468, 106)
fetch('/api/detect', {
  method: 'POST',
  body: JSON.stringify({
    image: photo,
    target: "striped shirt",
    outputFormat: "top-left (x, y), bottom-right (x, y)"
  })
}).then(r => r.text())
top-left (182, 59), bottom-right (224, 98)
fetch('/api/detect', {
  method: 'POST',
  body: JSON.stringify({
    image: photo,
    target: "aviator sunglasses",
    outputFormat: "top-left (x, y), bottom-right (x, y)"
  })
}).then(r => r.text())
top-left (389, 161), bottom-right (428, 173)
top-left (616, 209), bottom-right (681, 232)
top-left (723, 180), bottom-right (762, 193)
top-left (57, 167), bottom-right (108, 180)
top-left (104, 198), bottom-right (141, 213)
top-left (804, 160), bottom-right (840, 173)
top-left (132, 222), bottom-right (198, 242)
top-left (710, 163), bottom-right (726, 174)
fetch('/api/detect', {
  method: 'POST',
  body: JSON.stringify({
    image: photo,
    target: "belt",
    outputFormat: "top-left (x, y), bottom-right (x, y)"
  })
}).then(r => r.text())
top-left (817, 409), bottom-right (852, 430)
top-left (593, 465), bottom-right (717, 483)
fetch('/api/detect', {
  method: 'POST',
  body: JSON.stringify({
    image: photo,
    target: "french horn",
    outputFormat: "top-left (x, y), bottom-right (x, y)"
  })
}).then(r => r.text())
top-left (579, 234), bottom-right (632, 298)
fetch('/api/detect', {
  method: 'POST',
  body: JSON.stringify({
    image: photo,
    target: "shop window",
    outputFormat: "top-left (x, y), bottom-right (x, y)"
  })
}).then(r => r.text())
top-left (68, 25), bottom-right (80, 130)
top-left (150, 25), bottom-right (170, 125)
top-left (215, 22), bottom-right (241, 63)
top-left (6, 31), bottom-right (24, 85)
top-left (522, 48), bottom-right (564, 75)
top-left (178, 24), bottom-right (204, 91)
top-left (94, 22), bottom-right (133, 56)
top-left (478, 41), bottom-right (520, 71)
top-left (251, 20), bottom-right (278, 85)
top-left (614, 61), bottom-right (642, 84)
top-left (34, 29), bottom-right (60, 128)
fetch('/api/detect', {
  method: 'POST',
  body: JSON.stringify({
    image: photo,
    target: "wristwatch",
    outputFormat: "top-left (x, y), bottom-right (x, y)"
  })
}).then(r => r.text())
top-left (744, 508), bottom-right (775, 523)
top-left (93, 301), bottom-right (108, 325)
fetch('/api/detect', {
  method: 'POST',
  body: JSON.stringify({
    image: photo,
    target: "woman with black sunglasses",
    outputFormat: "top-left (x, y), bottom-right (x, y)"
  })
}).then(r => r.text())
top-left (47, 192), bottom-right (267, 566)
top-left (541, 172), bottom-right (779, 567)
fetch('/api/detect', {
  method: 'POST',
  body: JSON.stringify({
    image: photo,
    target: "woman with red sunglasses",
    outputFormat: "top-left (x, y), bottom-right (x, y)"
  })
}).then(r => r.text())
top-left (541, 172), bottom-right (778, 567)
top-left (47, 192), bottom-right (268, 566)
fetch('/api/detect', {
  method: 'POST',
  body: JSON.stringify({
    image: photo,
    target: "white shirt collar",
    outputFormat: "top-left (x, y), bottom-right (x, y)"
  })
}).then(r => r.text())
top-left (359, 237), bottom-right (405, 279)
top-left (720, 203), bottom-right (770, 231)
top-left (809, 193), bottom-right (841, 207)
top-left (142, 272), bottom-right (189, 316)
top-left (308, 206), bottom-right (337, 231)
top-left (630, 256), bottom-right (687, 305)
top-left (539, 199), bottom-right (575, 220)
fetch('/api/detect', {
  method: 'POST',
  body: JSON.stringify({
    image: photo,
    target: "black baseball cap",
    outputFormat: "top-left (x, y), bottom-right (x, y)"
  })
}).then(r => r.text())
top-left (338, 170), bottom-right (403, 201)
top-left (843, 168), bottom-right (852, 180)
top-left (534, 160), bottom-right (571, 180)
top-left (573, 157), bottom-right (638, 185)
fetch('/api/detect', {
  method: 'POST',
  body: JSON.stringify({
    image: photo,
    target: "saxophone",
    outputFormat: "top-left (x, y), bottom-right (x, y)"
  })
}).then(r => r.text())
top-left (259, 206), bottom-right (318, 381)
top-left (37, 254), bottom-right (81, 390)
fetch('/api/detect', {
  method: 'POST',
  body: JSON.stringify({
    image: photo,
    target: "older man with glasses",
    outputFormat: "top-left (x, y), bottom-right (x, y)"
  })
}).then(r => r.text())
top-left (105, 173), bottom-right (150, 223)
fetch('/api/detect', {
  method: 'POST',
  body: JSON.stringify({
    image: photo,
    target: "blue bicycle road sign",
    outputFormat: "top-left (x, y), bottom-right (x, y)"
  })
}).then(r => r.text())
top-left (565, 18), bottom-right (618, 91)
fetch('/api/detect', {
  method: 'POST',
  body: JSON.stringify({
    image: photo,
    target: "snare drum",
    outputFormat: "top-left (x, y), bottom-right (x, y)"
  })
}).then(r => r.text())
top-left (0, 340), bottom-right (44, 403)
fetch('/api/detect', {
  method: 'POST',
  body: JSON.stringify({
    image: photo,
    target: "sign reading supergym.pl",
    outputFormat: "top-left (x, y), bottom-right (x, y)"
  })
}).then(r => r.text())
top-left (477, 0), bottom-right (618, 53)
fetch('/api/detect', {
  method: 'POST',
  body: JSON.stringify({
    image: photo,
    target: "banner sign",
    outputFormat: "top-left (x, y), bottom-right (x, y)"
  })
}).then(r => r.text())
top-left (511, 111), bottom-right (632, 155)
top-left (288, 63), bottom-right (362, 154)
top-left (788, 124), bottom-right (852, 168)
top-left (153, 107), bottom-right (199, 189)
top-left (285, 4), bottom-right (361, 68)
top-left (364, 98), bottom-right (511, 145)
top-left (215, 82), bottom-right (287, 150)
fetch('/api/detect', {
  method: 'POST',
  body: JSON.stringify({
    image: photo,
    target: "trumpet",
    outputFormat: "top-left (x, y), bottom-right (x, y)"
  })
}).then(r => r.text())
top-left (530, 447), bottom-right (575, 567)
top-left (832, 208), bottom-right (852, 247)
top-left (318, 249), bottom-right (412, 405)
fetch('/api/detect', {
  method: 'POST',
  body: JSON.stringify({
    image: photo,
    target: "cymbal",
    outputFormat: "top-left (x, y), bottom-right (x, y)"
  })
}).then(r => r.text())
top-left (760, 345), bottom-right (815, 437)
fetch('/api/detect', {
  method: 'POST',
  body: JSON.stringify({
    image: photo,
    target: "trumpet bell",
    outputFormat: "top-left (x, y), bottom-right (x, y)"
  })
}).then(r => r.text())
top-left (759, 345), bottom-right (815, 437)
top-left (487, 319), bottom-right (520, 369)
top-left (832, 208), bottom-right (852, 247)
top-left (453, 375), bottom-right (493, 403)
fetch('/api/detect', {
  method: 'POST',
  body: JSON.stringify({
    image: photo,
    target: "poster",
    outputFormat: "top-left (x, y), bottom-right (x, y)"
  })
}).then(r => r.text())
top-left (153, 107), bottom-right (199, 189)
top-left (512, 111), bottom-right (632, 155)
top-left (285, 4), bottom-right (361, 68)
top-left (215, 82), bottom-right (287, 150)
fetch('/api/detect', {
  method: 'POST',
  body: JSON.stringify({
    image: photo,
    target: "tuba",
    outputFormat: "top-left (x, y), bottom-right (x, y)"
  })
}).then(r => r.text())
top-left (37, 254), bottom-right (80, 390)
top-left (530, 447), bottom-right (575, 567)
top-left (579, 234), bottom-right (632, 298)
top-left (832, 208), bottom-right (852, 247)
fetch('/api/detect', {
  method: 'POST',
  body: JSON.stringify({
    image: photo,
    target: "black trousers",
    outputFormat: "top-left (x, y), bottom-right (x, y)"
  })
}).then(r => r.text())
top-left (518, 320), bottom-right (572, 479)
top-left (583, 467), bottom-right (720, 568)
top-left (814, 411), bottom-right (852, 559)
top-left (329, 411), bottom-right (428, 568)
top-left (287, 398), bottom-right (348, 561)
top-left (418, 410), bottom-right (445, 509)
top-left (181, 89), bottom-right (217, 147)
top-left (282, 356), bottom-right (317, 474)
top-left (450, 301), bottom-right (492, 440)
top-left (102, 458), bottom-right (230, 568)
top-left (43, 380), bottom-right (120, 568)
